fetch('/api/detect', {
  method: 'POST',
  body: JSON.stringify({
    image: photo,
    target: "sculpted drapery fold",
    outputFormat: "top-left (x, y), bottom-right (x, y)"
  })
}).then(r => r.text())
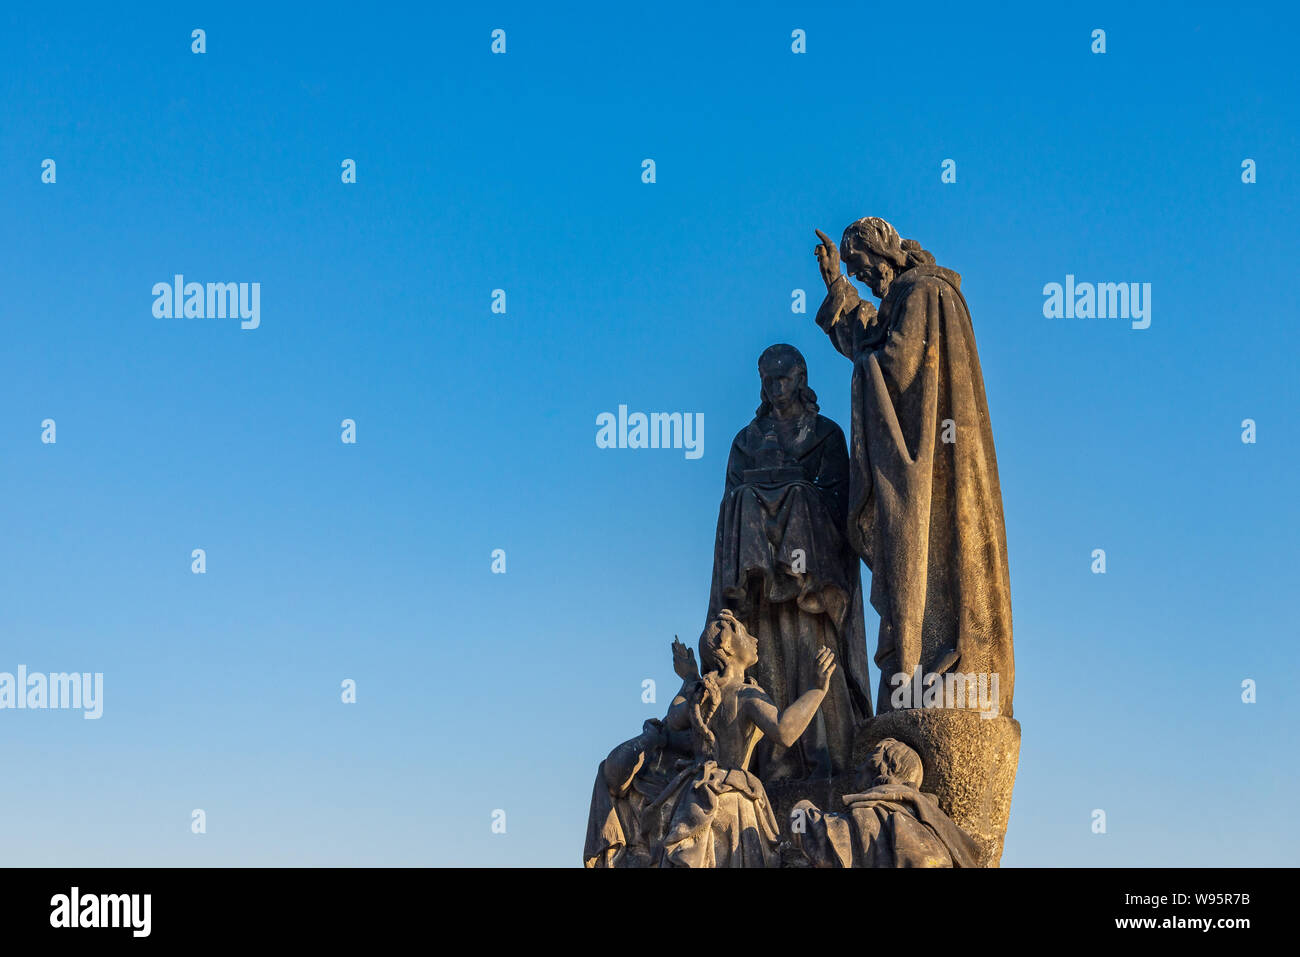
top-left (816, 258), bottom-right (1014, 717)
top-left (707, 346), bottom-right (873, 778)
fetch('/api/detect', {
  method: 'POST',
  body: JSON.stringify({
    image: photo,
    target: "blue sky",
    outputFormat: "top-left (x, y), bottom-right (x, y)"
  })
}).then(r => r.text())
top-left (1, 2), bottom-right (1297, 866)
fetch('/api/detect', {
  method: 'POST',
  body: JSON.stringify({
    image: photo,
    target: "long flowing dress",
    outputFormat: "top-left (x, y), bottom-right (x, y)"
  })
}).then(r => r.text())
top-left (708, 412), bottom-right (872, 778)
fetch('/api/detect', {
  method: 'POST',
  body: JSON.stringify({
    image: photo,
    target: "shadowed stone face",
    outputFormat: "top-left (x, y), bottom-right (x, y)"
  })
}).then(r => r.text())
top-left (840, 241), bottom-right (890, 298)
top-left (757, 346), bottom-right (807, 420)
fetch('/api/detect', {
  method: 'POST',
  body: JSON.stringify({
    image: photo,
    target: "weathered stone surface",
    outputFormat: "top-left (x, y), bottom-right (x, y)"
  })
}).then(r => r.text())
top-left (708, 344), bottom-right (873, 780)
top-left (763, 772), bottom-right (855, 846)
top-left (854, 708), bottom-right (1020, 867)
top-left (585, 615), bottom-right (839, 867)
top-left (791, 738), bottom-right (981, 867)
top-left (584, 219), bottom-right (1023, 868)
top-left (814, 218), bottom-right (1015, 720)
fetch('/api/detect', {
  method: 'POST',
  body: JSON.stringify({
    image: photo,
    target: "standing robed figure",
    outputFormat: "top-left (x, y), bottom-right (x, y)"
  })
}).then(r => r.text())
top-left (812, 217), bottom-right (1014, 717)
top-left (708, 345), bottom-right (873, 779)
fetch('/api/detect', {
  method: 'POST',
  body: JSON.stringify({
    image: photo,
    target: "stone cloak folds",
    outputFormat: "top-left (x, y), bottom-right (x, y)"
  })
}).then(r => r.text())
top-left (793, 784), bottom-right (981, 868)
top-left (708, 415), bottom-right (873, 776)
top-left (818, 264), bottom-right (1014, 717)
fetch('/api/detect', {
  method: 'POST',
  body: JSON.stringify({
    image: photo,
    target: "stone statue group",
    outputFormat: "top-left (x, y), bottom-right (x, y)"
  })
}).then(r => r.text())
top-left (584, 217), bottom-right (1021, 868)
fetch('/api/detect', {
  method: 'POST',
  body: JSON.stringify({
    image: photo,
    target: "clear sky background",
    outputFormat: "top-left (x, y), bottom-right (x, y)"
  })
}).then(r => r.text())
top-left (1, 2), bottom-right (1296, 866)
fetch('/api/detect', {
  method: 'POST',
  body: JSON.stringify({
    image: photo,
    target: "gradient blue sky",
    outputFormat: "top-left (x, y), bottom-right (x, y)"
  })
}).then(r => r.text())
top-left (2, 2), bottom-right (1296, 866)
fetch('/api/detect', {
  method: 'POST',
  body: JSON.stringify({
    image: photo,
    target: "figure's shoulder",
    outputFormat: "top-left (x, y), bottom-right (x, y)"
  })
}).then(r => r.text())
top-left (897, 265), bottom-right (963, 298)
top-left (732, 419), bottom-right (761, 449)
top-left (886, 268), bottom-right (970, 328)
top-left (813, 413), bottom-right (845, 439)
top-left (900, 272), bottom-right (946, 296)
top-left (809, 414), bottom-right (847, 451)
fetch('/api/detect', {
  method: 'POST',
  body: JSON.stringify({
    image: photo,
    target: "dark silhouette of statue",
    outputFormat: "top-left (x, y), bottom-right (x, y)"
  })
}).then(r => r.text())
top-left (708, 345), bottom-right (873, 780)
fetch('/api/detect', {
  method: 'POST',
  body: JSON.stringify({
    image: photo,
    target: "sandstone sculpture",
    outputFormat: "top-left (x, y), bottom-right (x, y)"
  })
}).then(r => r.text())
top-left (791, 738), bottom-right (978, 868)
top-left (813, 218), bottom-right (1014, 717)
top-left (585, 218), bottom-right (1020, 867)
top-left (586, 613), bottom-right (835, 867)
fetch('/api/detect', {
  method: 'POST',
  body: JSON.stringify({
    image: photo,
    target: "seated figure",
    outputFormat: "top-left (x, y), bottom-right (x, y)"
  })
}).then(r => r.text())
top-left (647, 610), bottom-right (836, 868)
top-left (791, 737), bottom-right (979, 868)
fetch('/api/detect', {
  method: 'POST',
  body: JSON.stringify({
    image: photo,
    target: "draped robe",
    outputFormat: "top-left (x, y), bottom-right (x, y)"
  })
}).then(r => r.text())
top-left (583, 719), bottom-right (690, 868)
top-left (792, 784), bottom-right (980, 868)
top-left (816, 265), bottom-right (1014, 717)
top-left (708, 413), bottom-right (873, 778)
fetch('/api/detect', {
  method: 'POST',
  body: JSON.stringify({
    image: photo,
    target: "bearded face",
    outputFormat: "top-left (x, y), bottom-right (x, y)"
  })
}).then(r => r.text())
top-left (842, 244), bottom-right (895, 299)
